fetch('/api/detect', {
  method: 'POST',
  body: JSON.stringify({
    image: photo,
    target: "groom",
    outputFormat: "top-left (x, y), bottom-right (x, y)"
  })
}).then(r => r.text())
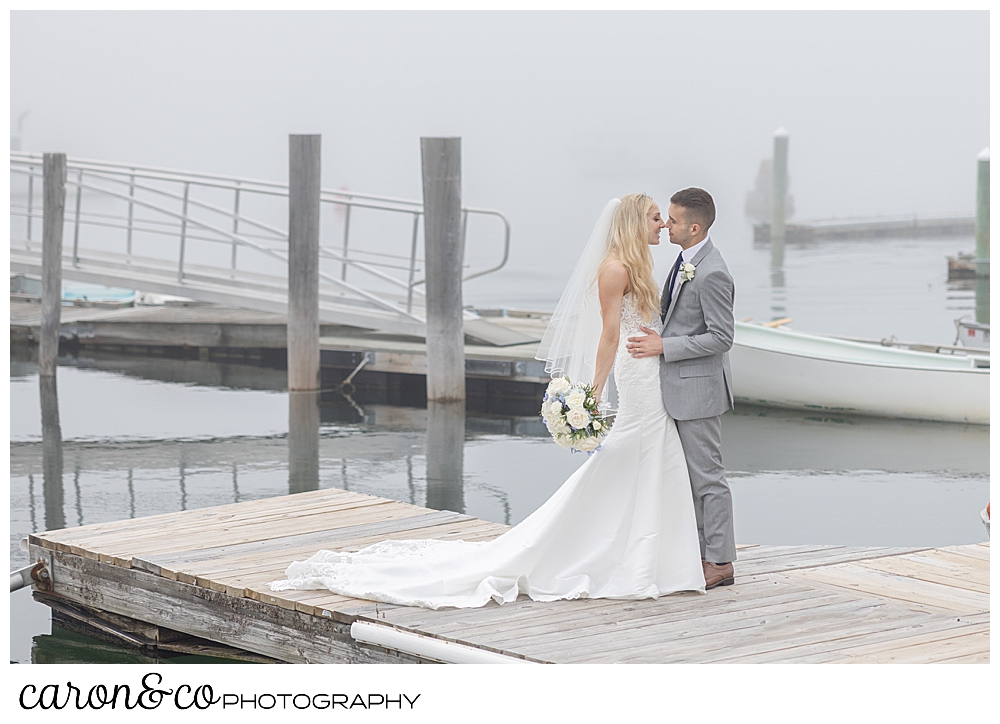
top-left (627, 187), bottom-right (737, 589)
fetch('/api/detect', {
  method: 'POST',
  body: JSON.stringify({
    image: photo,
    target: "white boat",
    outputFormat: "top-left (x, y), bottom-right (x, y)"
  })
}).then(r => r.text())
top-left (954, 316), bottom-right (990, 350)
top-left (731, 322), bottom-right (990, 425)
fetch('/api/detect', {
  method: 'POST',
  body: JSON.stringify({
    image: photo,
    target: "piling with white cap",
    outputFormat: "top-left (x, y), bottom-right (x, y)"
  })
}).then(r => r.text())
top-left (770, 128), bottom-right (789, 268)
top-left (975, 147), bottom-right (989, 324)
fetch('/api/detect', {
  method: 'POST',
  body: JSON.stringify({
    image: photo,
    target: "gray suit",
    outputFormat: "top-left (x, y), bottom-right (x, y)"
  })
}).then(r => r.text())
top-left (659, 238), bottom-right (737, 564)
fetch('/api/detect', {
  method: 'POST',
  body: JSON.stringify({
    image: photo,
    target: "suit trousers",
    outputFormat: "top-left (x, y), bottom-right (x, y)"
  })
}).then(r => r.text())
top-left (674, 415), bottom-right (737, 564)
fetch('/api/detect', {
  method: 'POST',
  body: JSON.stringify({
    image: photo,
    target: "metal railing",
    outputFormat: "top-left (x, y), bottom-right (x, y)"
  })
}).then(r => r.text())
top-left (10, 152), bottom-right (511, 317)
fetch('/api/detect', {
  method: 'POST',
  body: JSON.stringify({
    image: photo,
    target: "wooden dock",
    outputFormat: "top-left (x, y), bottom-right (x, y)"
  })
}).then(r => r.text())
top-left (753, 215), bottom-right (975, 247)
top-left (9, 298), bottom-right (550, 384)
top-left (25, 488), bottom-right (989, 664)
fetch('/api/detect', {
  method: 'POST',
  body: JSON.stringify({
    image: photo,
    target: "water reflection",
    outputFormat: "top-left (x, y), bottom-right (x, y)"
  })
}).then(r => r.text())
top-left (32, 625), bottom-right (156, 664)
top-left (31, 624), bottom-right (249, 664)
top-left (39, 374), bottom-right (65, 532)
top-left (11, 359), bottom-right (990, 536)
top-left (768, 227), bottom-right (787, 321)
top-left (723, 404), bottom-right (989, 474)
top-left (770, 232), bottom-right (785, 269)
top-left (424, 401), bottom-right (466, 515)
top-left (975, 274), bottom-right (989, 324)
top-left (288, 390), bottom-right (320, 494)
top-left (769, 265), bottom-right (787, 321)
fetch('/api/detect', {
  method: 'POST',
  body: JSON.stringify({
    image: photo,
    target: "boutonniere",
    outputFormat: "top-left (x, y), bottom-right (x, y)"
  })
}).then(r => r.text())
top-left (680, 262), bottom-right (696, 282)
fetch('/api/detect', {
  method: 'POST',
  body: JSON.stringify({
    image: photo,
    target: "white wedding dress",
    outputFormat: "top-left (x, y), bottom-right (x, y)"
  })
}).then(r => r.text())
top-left (271, 294), bottom-right (706, 608)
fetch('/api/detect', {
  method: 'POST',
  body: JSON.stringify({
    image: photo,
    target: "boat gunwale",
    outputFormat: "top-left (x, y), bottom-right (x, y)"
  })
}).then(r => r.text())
top-left (732, 341), bottom-right (989, 374)
top-left (734, 324), bottom-right (989, 373)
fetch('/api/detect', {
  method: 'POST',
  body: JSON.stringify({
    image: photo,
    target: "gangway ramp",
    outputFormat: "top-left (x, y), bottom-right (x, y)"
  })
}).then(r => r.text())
top-left (10, 153), bottom-right (538, 347)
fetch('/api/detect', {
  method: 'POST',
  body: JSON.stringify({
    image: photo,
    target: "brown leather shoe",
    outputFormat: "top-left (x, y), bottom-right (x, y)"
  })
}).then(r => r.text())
top-left (703, 561), bottom-right (735, 590)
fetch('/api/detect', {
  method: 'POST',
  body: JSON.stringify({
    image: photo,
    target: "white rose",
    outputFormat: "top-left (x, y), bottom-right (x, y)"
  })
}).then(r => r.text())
top-left (548, 377), bottom-right (572, 395)
top-left (547, 400), bottom-right (564, 416)
top-left (565, 389), bottom-right (587, 410)
top-left (574, 436), bottom-right (600, 453)
top-left (555, 434), bottom-right (573, 449)
top-left (566, 408), bottom-right (591, 429)
top-left (592, 419), bottom-right (603, 431)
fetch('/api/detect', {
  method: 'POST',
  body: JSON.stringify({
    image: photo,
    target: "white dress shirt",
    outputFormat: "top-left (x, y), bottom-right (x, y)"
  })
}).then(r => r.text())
top-left (670, 236), bottom-right (710, 304)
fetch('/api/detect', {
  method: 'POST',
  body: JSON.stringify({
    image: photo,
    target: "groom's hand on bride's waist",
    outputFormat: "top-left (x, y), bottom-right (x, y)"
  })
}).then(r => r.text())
top-left (627, 326), bottom-right (663, 358)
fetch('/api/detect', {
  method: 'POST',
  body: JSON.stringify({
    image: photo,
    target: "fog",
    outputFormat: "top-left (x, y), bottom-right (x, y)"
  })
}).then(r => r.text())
top-left (10, 11), bottom-right (989, 281)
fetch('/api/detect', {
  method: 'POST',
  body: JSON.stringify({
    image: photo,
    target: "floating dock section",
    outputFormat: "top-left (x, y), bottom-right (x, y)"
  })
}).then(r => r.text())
top-left (25, 488), bottom-right (989, 664)
top-left (10, 298), bottom-right (550, 412)
top-left (754, 216), bottom-right (975, 247)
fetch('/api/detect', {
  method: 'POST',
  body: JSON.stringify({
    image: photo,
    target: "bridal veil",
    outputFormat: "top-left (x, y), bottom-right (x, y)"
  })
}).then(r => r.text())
top-left (535, 198), bottom-right (621, 410)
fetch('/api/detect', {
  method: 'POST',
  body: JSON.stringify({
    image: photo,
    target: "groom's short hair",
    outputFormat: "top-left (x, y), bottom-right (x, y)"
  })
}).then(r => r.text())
top-left (670, 188), bottom-right (716, 231)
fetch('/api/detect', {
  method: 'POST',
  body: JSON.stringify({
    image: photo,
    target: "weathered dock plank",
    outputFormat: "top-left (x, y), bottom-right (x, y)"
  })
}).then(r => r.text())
top-left (25, 487), bottom-right (989, 664)
top-left (733, 544), bottom-right (931, 575)
top-left (855, 554), bottom-right (990, 593)
top-left (788, 562), bottom-right (989, 614)
top-left (702, 614), bottom-right (988, 664)
top-left (34, 487), bottom-right (366, 545)
top-left (131, 509), bottom-right (472, 574)
top-left (42, 492), bottom-right (412, 564)
top-left (551, 600), bottom-right (931, 663)
top-left (828, 627), bottom-right (991, 664)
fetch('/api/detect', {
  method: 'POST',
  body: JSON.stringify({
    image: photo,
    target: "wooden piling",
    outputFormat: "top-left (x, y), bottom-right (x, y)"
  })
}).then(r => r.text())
top-left (975, 147), bottom-right (989, 325)
top-left (770, 128), bottom-right (789, 269)
top-left (40, 153), bottom-right (67, 378)
top-left (420, 137), bottom-right (466, 402)
top-left (287, 135), bottom-right (321, 391)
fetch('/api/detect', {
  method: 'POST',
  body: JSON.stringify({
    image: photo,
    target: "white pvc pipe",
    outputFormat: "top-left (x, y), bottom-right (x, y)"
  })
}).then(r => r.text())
top-left (350, 621), bottom-right (536, 664)
top-left (10, 564), bottom-right (36, 593)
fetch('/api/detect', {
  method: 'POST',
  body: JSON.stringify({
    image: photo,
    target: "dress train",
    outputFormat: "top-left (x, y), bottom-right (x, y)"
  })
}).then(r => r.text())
top-left (270, 295), bottom-right (705, 609)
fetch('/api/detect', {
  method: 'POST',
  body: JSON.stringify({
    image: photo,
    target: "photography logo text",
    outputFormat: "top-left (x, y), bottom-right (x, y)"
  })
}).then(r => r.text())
top-left (19, 672), bottom-right (421, 711)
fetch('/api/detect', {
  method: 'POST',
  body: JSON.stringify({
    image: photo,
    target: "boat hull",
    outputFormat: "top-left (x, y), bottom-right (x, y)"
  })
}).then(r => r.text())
top-left (730, 326), bottom-right (989, 425)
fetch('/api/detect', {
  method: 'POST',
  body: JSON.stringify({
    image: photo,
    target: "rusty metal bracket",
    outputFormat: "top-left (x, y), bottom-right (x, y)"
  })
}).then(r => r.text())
top-left (10, 559), bottom-right (50, 593)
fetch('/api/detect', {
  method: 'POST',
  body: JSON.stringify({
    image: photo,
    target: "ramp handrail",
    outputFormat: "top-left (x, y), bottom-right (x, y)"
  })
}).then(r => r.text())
top-left (10, 164), bottom-right (425, 321)
top-left (10, 152), bottom-right (511, 316)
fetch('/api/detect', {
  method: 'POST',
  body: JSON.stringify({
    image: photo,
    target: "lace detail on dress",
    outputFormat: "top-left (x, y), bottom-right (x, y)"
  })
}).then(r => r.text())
top-left (613, 294), bottom-right (662, 419)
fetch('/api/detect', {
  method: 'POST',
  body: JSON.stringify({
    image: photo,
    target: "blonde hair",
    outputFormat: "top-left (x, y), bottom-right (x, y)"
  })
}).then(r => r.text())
top-left (599, 193), bottom-right (660, 322)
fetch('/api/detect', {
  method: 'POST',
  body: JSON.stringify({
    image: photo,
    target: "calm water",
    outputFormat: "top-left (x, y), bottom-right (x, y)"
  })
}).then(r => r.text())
top-left (8, 233), bottom-right (991, 664)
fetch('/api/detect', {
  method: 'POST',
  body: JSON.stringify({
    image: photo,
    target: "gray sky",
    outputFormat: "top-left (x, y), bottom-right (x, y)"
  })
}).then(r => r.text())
top-left (10, 10), bottom-right (989, 274)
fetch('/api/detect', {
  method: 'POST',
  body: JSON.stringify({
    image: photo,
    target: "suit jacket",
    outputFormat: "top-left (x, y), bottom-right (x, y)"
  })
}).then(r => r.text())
top-left (658, 239), bottom-right (735, 421)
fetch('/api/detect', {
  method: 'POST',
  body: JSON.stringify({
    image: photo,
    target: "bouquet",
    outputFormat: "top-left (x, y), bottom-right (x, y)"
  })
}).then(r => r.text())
top-left (540, 376), bottom-right (611, 455)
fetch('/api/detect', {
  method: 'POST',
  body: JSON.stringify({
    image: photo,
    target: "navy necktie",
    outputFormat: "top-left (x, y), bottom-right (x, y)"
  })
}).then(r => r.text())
top-left (663, 253), bottom-right (683, 316)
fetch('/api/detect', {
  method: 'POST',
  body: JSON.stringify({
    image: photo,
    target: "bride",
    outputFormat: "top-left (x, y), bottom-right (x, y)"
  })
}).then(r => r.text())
top-left (270, 194), bottom-right (706, 608)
